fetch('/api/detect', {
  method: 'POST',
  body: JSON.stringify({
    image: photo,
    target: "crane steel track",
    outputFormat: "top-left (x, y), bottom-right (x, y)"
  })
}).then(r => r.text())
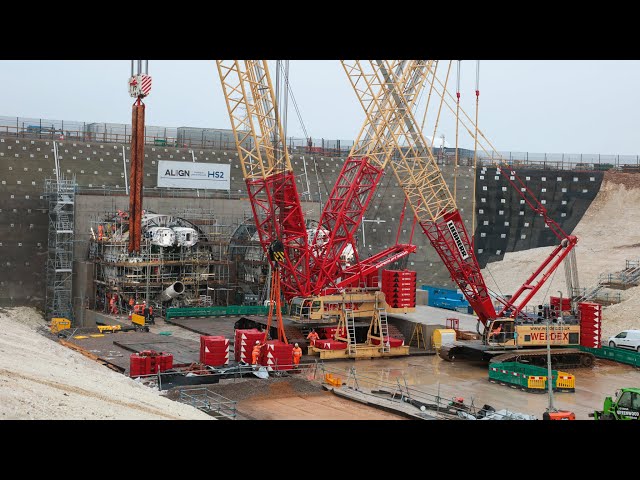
top-left (439, 345), bottom-right (595, 369)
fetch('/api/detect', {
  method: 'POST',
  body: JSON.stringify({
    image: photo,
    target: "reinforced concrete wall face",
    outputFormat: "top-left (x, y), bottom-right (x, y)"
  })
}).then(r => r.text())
top-left (0, 137), bottom-right (53, 307)
top-left (0, 133), bottom-right (604, 308)
top-left (474, 167), bottom-right (604, 267)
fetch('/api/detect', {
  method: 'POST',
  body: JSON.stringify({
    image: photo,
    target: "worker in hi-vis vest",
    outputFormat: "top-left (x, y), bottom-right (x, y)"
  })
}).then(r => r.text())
top-left (306, 329), bottom-right (319, 346)
top-left (252, 340), bottom-right (264, 365)
top-left (292, 343), bottom-right (303, 367)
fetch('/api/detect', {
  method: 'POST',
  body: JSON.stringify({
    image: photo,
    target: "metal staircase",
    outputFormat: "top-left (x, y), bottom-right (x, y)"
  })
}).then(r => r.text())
top-left (45, 176), bottom-right (76, 322)
top-left (573, 284), bottom-right (605, 304)
top-left (572, 258), bottom-right (640, 306)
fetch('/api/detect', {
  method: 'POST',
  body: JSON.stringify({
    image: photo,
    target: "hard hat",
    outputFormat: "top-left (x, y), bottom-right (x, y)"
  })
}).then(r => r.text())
top-left (255, 340), bottom-right (260, 344)
top-left (295, 343), bottom-right (299, 347)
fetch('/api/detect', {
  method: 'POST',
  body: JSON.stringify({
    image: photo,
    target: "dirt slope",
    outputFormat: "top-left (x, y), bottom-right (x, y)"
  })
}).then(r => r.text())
top-left (0, 307), bottom-right (211, 420)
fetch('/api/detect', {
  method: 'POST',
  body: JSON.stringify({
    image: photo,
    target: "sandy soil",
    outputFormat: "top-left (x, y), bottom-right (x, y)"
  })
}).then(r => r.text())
top-left (183, 376), bottom-right (405, 420)
top-left (482, 172), bottom-right (640, 339)
top-left (0, 307), bottom-right (211, 420)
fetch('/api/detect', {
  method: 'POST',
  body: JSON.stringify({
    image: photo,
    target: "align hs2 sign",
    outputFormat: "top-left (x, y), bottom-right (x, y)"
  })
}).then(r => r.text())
top-left (157, 160), bottom-right (230, 190)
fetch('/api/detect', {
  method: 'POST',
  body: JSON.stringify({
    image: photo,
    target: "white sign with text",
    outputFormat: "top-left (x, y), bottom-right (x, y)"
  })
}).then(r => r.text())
top-left (157, 161), bottom-right (230, 190)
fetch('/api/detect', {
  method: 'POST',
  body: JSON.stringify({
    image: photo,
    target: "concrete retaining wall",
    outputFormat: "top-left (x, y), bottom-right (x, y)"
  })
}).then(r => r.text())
top-left (0, 133), bottom-right (602, 309)
top-left (474, 166), bottom-right (603, 266)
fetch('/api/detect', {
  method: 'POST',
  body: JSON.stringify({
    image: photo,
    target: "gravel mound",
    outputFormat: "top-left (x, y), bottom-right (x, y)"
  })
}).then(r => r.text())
top-left (0, 307), bottom-right (212, 420)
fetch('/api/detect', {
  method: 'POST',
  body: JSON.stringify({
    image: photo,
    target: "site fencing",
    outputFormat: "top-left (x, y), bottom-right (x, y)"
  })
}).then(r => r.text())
top-left (3, 115), bottom-right (640, 169)
top-left (0, 116), bottom-right (353, 158)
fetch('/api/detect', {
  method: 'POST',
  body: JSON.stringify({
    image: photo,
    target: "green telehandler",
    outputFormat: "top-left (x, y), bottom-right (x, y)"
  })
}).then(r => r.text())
top-left (590, 388), bottom-right (640, 420)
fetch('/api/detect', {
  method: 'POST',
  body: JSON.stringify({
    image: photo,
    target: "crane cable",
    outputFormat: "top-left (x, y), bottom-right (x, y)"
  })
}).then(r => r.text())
top-left (273, 60), bottom-right (283, 229)
top-left (472, 60), bottom-right (480, 242)
top-left (271, 59), bottom-right (289, 343)
top-left (431, 61), bottom-right (453, 157)
top-left (471, 60), bottom-right (503, 312)
top-left (419, 61), bottom-right (439, 134)
top-left (454, 61), bottom-right (461, 204)
top-left (278, 62), bottom-right (326, 205)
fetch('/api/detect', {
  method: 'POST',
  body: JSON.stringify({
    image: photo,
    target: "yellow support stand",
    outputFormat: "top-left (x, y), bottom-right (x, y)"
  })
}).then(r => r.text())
top-left (409, 323), bottom-right (426, 349)
top-left (324, 373), bottom-right (343, 387)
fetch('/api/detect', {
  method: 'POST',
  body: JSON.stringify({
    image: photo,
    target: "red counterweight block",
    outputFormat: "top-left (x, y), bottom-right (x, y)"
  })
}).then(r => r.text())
top-left (129, 354), bottom-right (152, 377)
top-left (578, 302), bottom-right (603, 348)
top-left (370, 336), bottom-right (404, 348)
top-left (314, 339), bottom-right (348, 350)
top-left (200, 335), bottom-right (230, 366)
top-left (319, 326), bottom-right (348, 339)
top-left (382, 269), bottom-right (417, 308)
top-left (234, 329), bottom-right (265, 363)
top-left (260, 340), bottom-right (294, 371)
top-left (131, 350), bottom-right (173, 374)
top-left (157, 353), bottom-right (173, 372)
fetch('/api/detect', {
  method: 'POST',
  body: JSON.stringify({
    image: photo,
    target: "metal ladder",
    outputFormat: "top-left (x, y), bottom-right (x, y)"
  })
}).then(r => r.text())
top-left (345, 308), bottom-right (357, 355)
top-left (378, 307), bottom-right (390, 353)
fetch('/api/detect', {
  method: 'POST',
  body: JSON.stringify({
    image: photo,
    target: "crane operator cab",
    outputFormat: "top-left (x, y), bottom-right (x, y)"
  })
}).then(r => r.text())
top-left (485, 318), bottom-right (516, 347)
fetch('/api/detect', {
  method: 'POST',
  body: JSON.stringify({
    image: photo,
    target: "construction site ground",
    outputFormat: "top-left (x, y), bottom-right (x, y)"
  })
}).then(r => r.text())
top-left (311, 354), bottom-right (639, 420)
top-left (165, 376), bottom-right (405, 420)
top-left (161, 311), bottom-right (637, 420)
top-left (2, 306), bottom-right (637, 419)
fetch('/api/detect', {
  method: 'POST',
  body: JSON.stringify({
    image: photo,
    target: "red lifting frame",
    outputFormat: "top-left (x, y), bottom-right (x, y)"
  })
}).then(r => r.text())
top-left (246, 171), bottom-right (311, 300)
top-left (335, 244), bottom-right (417, 290)
top-left (310, 157), bottom-right (384, 294)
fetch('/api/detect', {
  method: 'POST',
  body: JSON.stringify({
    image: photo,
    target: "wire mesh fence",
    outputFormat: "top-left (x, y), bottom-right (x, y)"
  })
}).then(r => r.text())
top-left (0, 115), bottom-right (354, 157)
top-left (2, 114), bottom-right (639, 169)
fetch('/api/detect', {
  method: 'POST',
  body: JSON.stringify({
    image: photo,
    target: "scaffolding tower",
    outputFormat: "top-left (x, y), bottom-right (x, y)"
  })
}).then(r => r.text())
top-left (45, 176), bottom-right (77, 321)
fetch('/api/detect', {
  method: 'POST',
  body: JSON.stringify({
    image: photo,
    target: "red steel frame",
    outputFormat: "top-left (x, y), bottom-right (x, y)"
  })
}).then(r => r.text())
top-left (497, 235), bottom-right (577, 319)
top-left (246, 171), bottom-right (311, 300)
top-left (335, 243), bottom-right (417, 290)
top-left (310, 157), bottom-right (385, 294)
top-left (420, 210), bottom-right (496, 326)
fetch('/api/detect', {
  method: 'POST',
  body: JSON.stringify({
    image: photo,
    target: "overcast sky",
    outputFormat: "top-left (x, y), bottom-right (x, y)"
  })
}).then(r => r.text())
top-left (1, 60), bottom-right (639, 155)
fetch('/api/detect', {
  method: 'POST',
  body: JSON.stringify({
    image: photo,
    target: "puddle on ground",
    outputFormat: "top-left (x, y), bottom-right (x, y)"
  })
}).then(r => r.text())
top-left (306, 355), bottom-right (638, 419)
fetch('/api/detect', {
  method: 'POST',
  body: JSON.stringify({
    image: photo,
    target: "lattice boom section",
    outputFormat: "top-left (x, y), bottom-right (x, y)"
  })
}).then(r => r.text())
top-left (246, 172), bottom-right (310, 299)
top-left (420, 210), bottom-right (496, 326)
top-left (311, 157), bottom-right (384, 293)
